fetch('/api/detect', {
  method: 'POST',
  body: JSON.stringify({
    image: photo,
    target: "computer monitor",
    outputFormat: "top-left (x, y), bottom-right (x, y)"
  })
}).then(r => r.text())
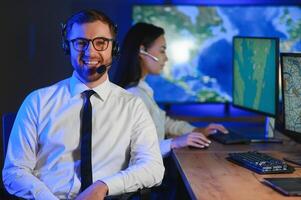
top-left (281, 53), bottom-right (301, 143)
top-left (280, 53), bottom-right (301, 166)
top-left (232, 36), bottom-right (279, 118)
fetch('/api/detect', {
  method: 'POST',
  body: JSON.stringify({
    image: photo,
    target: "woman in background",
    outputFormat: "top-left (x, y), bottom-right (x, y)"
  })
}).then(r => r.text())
top-left (116, 22), bottom-right (228, 157)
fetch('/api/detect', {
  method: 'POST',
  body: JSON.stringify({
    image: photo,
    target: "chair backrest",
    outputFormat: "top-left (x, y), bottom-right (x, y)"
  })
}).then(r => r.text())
top-left (2, 113), bottom-right (16, 158)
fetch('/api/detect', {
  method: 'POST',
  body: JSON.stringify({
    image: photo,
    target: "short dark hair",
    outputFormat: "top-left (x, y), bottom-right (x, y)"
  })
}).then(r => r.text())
top-left (115, 22), bottom-right (164, 88)
top-left (64, 9), bottom-right (117, 40)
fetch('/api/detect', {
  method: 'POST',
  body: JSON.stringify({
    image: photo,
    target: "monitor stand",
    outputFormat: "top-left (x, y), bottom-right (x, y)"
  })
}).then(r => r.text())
top-left (250, 117), bottom-right (283, 143)
top-left (224, 102), bottom-right (230, 116)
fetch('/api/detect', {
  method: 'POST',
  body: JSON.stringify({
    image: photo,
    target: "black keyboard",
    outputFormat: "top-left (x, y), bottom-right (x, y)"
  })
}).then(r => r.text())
top-left (209, 130), bottom-right (250, 144)
top-left (227, 151), bottom-right (295, 174)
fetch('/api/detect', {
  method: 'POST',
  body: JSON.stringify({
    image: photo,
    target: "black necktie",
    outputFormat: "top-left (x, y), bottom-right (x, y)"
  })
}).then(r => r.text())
top-left (80, 90), bottom-right (95, 191)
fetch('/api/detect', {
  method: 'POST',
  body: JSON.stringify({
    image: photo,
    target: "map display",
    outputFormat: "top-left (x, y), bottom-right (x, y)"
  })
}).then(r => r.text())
top-left (133, 5), bottom-right (301, 103)
top-left (282, 55), bottom-right (301, 133)
top-left (233, 37), bottom-right (277, 116)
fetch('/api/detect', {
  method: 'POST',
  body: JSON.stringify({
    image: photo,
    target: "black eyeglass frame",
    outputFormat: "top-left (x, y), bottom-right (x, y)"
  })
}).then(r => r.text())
top-left (69, 37), bottom-right (114, 52)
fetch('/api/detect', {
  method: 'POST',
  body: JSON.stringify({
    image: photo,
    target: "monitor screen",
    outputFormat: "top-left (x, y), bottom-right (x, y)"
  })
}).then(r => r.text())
top-left (232, 36), bottom-right (279, 117)
top-left (281, 53), bottom-right (301, 142)
top-left (132, 5), bottom-right (301, 104)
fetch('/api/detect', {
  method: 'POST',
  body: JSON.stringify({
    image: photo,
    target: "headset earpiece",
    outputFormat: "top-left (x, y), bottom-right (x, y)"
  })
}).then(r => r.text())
top-left (61, 23), bottom-right (70, 55)
top-left (139, 49), bottom-right (159, 62)
top-left (111, 24), bottom-right (119, 58)
top-left (112, 40), bottom-right (120, 58)
top-left (62, 40), bottom-right (70, 55)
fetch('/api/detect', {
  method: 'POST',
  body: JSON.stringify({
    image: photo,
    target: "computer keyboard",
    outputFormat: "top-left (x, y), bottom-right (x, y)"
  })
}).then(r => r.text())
top-left (209, 129), bottom-right (250, 144)
top-left (227, 151), bottom-right (295, 174)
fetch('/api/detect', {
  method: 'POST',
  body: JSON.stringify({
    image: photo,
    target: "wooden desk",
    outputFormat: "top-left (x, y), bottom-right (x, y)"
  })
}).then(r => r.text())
top-left (171, 135), bottom-right (301, 200)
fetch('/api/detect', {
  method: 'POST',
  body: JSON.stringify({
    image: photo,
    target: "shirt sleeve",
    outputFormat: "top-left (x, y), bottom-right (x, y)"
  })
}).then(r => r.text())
top-left (2, 92), bottom-right (58, 200)
top-left (101, 98), bottom-right (165, 195)
top-left (165, 115), bottom-right (195, 137)
top-left (159, 138), bottom-right (173, 158)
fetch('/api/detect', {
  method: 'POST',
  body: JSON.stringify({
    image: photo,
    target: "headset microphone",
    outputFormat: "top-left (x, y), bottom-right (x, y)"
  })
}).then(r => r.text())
top-left (139, 49), bottom-right (159, 62)
top-left (96, 62), bottom-right (112, 75)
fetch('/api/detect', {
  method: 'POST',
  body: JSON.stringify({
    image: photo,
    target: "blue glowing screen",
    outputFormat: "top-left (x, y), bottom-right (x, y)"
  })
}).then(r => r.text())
top-left (133, 5), bottom-right (301, 103)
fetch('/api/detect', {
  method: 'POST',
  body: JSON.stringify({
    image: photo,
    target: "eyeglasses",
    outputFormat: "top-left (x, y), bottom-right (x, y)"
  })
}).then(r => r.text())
top-left (69, 37), bottom-right (114, 52)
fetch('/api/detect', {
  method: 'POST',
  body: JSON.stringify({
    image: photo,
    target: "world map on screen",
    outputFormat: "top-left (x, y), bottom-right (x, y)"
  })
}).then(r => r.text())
top-left (233, 38), bottom-right (276, 115)
top-left (133, 5), bottom-right (301, 103)
top-left (282, 56), bottom-right (301, 133)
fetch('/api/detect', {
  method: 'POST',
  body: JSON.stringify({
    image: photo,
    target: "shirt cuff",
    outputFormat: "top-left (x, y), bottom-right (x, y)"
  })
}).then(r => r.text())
top-left (160, 139), bottom-right (172, 158)
top-left (101, 173), bottom-right (124, 196)
top-left (183, 124), bottom-right (196, 133)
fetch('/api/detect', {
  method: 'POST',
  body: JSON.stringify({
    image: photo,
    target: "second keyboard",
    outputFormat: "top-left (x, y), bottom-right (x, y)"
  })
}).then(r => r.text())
top-left (227, 151), bottom-right (295, 174)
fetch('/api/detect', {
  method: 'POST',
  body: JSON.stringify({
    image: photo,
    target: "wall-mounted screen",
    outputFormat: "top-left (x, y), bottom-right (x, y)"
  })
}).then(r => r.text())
top-left (132, 5), bottom-right (301, 103)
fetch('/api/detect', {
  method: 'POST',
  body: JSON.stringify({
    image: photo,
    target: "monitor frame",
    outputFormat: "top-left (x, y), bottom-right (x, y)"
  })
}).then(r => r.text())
top-left (280, 52), bottom-right (301, 143)
top-left (232, 36), bottom-right (279, 118)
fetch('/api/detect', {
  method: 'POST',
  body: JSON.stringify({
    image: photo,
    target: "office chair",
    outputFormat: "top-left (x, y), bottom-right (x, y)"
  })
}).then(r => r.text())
top-left (2, 112), bottom-right (17, 159)
top-left (1, 112), bottom-right (20, 199)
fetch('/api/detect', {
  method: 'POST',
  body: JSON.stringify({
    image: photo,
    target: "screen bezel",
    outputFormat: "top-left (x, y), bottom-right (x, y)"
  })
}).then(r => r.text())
top-left (280, 52), bottom-right (301, 143)
top-left (232, 36), bottom-right (279, 118)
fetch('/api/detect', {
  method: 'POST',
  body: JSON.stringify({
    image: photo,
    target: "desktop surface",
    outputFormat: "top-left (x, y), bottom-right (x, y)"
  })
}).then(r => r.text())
top-left (171, 131), bottom-right (301, 200)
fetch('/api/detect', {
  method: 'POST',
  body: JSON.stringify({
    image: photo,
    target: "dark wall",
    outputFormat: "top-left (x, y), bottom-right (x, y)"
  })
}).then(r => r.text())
top-left (1, 1), bottom-right (72, 114)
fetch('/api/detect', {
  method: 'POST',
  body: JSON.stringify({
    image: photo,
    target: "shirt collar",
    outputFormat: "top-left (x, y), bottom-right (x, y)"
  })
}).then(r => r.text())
top-left (69, 71), bottom-right (111, 101)
top-left (138, 79), bottom-right (154, 97)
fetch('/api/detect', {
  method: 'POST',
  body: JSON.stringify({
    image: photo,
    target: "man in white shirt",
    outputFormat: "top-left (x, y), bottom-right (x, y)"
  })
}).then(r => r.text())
top-left (2, 9), bottom-right (164, 200)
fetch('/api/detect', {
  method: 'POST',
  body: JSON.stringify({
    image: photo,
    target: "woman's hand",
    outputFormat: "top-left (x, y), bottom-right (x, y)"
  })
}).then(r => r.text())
top-left (171, 132), bottom-right (211, 149)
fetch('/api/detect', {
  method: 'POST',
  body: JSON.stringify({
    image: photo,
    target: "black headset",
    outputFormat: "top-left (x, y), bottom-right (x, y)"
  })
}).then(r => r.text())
top-left (61, 12), bottom-right (120, 58)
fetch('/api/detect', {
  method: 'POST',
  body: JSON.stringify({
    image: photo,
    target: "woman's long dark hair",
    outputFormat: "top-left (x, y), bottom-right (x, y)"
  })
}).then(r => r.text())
top-left (115, 22), bottom-right (164, 88)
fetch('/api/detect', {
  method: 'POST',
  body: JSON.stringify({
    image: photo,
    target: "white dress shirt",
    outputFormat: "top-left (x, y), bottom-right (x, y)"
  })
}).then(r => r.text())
top-left (127, 80), bottom-right (195, 157)
top-left (2, 72), bottom-right (164, 200)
